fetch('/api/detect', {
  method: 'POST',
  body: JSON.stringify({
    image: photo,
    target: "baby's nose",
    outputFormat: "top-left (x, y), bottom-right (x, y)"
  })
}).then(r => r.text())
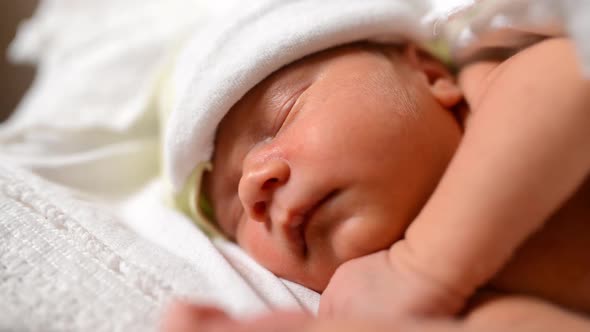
top-left (238, 158), bottom-right (290, 225)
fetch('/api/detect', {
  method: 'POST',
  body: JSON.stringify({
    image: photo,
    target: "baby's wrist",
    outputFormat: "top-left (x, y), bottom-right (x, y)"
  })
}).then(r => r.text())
top-left (388, 240), bottom-right (474, 315)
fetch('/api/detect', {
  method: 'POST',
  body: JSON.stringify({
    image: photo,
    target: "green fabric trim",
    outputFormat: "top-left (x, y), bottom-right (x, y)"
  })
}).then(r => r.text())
top-left (155, 41), bottom-right (224, 239)
top-left (424, 37), bottom-right (454, 69)
top-left (173, 162), bottom-right (225, 239)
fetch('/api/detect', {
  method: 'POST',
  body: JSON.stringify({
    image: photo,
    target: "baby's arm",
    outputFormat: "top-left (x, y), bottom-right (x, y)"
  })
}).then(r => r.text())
top-left (398, 37), bottom-right (590, 305)
top-left (392, 37), bottom-right (590, 312)
top-left (321, 38), bottom-right (590, 319)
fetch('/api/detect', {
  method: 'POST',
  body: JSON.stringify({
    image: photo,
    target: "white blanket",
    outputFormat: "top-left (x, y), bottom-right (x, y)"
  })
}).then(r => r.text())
top-left (0, 161), bottom-right (318, 331)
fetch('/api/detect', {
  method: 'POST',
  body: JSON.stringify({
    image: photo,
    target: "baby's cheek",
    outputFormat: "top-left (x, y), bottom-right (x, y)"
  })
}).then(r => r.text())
top-left (239, 226), bottom-right (278, 262)
top-left (332, 215), bottom-right (400, 262)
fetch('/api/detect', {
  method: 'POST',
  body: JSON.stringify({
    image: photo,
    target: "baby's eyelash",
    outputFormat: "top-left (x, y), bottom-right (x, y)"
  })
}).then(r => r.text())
top-left (272, 86), bottom-right (309, 135)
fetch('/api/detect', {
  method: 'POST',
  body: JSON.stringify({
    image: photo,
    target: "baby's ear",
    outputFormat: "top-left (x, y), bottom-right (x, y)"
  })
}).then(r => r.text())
top-left (402, 44), bottom-right (463, 108)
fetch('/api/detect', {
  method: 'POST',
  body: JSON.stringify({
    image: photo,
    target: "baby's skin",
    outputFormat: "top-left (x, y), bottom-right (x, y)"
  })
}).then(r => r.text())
top-left (166, 38), bottom-right (590, 330)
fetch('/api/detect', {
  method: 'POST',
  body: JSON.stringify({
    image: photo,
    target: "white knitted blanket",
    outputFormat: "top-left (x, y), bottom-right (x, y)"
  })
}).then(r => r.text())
top-left (0, 162), bottom-right (176, 331)
top-left (0, 161), bottom-right (318, 331)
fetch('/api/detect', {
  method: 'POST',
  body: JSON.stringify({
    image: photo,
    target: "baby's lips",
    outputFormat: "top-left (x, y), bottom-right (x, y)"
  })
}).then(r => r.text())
top-left (283, 214), bottom-right (308, 256)
top-left (280, 189), bottom-right (341, 257)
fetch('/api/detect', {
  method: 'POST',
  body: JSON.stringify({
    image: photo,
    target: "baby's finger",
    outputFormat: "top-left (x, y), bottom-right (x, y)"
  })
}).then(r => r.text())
top-left (160, 301), bottom-right (229, 332)
top-left (243, 311), bottom-right (311, 332)
top-left (203, 311), bottom-right (312, 332)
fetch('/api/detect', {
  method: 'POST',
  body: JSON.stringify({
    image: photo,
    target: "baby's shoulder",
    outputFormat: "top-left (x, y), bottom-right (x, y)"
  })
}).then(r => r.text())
top-left (505, 37), bottom-right (575, 72)
top-left (459, 37), bottom-right (581, 114)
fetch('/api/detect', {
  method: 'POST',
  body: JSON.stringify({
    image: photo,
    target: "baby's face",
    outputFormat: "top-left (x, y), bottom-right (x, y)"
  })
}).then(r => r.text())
top-left (204, 44), bottom-right (462, 291)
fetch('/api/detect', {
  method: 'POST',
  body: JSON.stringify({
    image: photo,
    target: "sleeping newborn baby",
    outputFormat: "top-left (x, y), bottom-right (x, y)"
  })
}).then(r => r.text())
top-left (202, 40), bottom-right (590, 314)
top-left (162, 0), bottom-right (590, 329)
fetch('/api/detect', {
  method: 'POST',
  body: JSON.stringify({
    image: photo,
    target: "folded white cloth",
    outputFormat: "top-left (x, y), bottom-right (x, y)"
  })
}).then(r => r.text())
top-left (6, 0), bottom-right (206, 132)
top-left (164, 0), bottom-right (432, 192)
top-left (2, 0), bottom-right (208, 198)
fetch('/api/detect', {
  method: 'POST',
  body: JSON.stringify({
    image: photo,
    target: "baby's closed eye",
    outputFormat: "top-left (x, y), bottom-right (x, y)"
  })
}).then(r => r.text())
top-left (271, 85), bottom-right (310, 137)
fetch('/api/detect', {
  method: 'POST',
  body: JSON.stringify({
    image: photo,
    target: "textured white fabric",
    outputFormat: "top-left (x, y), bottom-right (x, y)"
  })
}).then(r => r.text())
top-left (0, 160), bottom-right (318, 331)
top-left (445, 0), bottom-right (590, 73)
top-left (118, 179), bottom-right (320, 315)
top-left (164, 0), bottom-right (432, 191)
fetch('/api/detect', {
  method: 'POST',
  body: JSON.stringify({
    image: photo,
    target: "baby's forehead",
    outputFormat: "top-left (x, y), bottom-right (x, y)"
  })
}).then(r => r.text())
top-left (246, 43), bottom-right (396, 98)
top-left (225, 44), bottom-right (398, 116)
top-left (215, 43), bottom-right (407, 151)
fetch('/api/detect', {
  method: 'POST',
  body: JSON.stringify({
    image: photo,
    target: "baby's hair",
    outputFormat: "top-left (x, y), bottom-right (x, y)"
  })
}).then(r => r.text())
top-left (304, 42), bottom-right (418, 118)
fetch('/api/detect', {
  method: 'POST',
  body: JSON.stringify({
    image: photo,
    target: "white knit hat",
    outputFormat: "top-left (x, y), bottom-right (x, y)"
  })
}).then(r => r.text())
top-left (164, 0), bottom-right (432, 193)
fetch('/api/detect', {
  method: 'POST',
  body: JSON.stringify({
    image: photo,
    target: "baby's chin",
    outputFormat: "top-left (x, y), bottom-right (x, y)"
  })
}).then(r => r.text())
top-left (281, 237), bottom-right (401, 292)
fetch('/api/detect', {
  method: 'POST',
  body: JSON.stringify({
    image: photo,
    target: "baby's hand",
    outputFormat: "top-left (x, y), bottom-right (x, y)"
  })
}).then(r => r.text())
top-left (319, 243), bottom-right (466, 322)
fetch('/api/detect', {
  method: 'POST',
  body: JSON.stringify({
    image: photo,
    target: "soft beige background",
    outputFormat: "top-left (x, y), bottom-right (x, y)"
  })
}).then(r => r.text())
top-left (0, 1), bottom-right (38, 122)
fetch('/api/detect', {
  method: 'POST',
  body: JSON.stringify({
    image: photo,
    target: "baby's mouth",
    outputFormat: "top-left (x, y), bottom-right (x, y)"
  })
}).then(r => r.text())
top-left (282, 189), bottom-right (340, 257)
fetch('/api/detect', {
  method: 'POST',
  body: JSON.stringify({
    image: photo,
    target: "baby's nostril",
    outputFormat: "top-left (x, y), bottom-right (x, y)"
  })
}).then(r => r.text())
top-left (262, 178), bottom-right (279, 190)
top-left (253, 201), bottom-right (267, 216)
